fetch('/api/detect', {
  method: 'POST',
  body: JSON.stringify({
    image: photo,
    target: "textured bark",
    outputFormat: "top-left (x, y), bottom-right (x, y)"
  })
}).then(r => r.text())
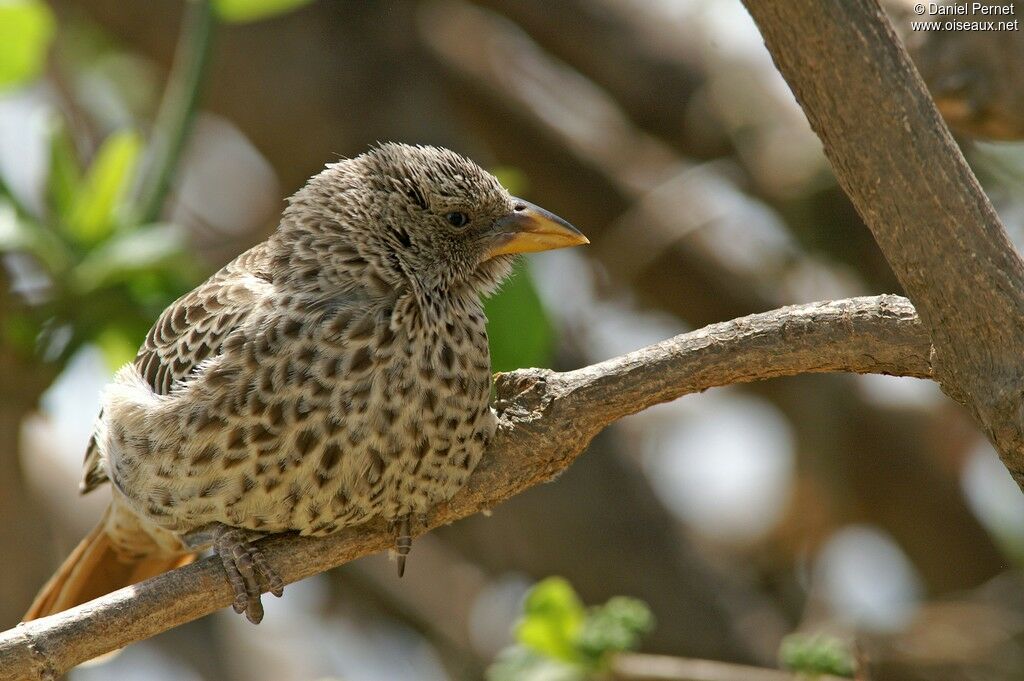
top-left (742, 0), bottom-right (1024, 489)
top-left (0, 296), bottom-right (931, 679)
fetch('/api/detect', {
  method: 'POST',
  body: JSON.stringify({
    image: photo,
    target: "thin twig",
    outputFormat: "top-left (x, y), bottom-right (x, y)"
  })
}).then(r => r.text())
top-left (0, 296), bottom-right (931, 679)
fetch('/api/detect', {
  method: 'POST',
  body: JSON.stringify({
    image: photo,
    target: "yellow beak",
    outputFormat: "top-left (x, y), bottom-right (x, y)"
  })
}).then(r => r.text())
top-left (485, 199), bottom-right (589, 259)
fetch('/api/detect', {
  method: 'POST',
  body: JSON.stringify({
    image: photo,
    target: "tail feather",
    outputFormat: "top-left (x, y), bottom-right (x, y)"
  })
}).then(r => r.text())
top-left (24, 506), bottom-right (194, 621)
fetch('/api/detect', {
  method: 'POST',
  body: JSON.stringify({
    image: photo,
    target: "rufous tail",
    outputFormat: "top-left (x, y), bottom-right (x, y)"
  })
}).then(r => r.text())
top-left (24, 504), bottom-right (194, 620)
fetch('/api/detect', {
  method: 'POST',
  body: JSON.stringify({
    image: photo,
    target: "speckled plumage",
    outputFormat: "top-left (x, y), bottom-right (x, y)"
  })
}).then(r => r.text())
top-left (30, 143), bottom-right (586, 624)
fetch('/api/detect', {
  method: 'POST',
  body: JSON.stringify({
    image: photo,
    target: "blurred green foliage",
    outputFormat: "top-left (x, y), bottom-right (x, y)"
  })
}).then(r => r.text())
top-left (486, 164), bottom-right (556, 372)
top-left (64, 130), bottom-right (141, 244)
top-left (0, 0), bottom-right (318, 374)
top-left (487, 577), bottom-right (654, 681)
top-left (0, 120), bottom-right (193, 368)
top-left (491, 166), bottom-right (529, 197)
top-left (0, 0), bottom-right (55, 90)
top-left (779, 633), bottom-right (855, 678)
top-left (484, 260), bottom-right (555, 373)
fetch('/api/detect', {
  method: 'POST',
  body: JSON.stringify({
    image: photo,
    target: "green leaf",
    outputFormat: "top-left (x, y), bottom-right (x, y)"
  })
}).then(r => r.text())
top-left (71, 222), bottom-right (187, 293)
top-left (65, 130), bottom-right (142, 245)
top-left (484, 261), bottom-right (554, 373)
top-left (46, 118), bottom-right (83, 221)
top-left (577, 597), bottom-right (655, 664)
top-left (515, 577), bottom-right (586, 663)
top-left (779, 634), bottom-right (855, 678)
top-left (0, 0), bottom-right (56, 90)
top-left (213, 0), bottom-right (314, 23)
top-left (494, 578), bottom-right (656, 677)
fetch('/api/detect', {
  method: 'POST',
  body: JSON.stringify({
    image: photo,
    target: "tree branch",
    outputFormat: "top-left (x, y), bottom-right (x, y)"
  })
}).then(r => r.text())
top-left (741, 0), bottom-right (1024, 487)
top-left (0, 296), bottom-right (929, 679)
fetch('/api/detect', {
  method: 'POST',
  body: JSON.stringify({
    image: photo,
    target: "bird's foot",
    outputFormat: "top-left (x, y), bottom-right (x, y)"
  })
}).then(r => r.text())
top-left (392, 515), bottom-right (413, 578)
top-left (205, 524), bottom-right (283, 624)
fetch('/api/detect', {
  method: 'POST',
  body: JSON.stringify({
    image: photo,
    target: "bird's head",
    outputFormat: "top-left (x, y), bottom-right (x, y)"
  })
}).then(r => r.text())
top-left (279, 143), bottom-right (587, 301)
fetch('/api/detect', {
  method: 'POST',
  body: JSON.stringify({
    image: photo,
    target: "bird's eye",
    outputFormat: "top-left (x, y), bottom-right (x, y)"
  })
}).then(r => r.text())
top-left (446, 212), bottom-right (470, 228)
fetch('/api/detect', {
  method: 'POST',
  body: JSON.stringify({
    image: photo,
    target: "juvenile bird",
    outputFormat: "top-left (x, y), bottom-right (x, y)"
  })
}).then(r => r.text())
top-left (25, 143), bottom-right (587, 624)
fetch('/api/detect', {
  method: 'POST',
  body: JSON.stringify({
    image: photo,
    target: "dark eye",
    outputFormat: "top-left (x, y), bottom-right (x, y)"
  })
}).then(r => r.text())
top-left (446, 212), bottom-right (470, 228)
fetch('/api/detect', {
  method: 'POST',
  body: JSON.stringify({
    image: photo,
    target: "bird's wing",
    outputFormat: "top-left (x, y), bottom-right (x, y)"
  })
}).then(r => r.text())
top-left (80, 245), bottom-right (275, 493)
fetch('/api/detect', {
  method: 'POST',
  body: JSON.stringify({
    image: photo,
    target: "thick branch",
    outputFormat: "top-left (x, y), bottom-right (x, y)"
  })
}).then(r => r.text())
top-left (0, 296), bottom-right (930, 680)
top-left (742, 0), bottom-right (1024, 486)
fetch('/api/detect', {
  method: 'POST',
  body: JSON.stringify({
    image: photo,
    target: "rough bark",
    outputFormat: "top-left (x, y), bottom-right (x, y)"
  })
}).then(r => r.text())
top-left (0, 296), bottom-right (931, 679)
top-left (742, 0), bottom-right (1024, 489)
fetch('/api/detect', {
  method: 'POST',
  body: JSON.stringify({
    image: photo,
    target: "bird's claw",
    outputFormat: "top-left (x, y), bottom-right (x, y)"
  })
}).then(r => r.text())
top-left (212, 525), bottom-right (283, 624)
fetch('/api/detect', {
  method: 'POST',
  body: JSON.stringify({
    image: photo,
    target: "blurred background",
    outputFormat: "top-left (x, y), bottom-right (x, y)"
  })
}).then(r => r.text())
top-left (3, 0), bottom-right (1024, 679)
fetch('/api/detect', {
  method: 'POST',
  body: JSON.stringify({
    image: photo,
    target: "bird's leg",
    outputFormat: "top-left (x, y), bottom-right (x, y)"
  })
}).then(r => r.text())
top-left (185, 523), bottom-right (284, 624)
top-left (393, 514), bottom-right (413, 578)
top-left (215, 526), bottom-right (285, 624)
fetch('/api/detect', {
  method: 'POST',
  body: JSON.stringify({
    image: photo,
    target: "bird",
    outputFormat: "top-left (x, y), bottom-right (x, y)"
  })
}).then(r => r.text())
top-left (24, 143), bottom-right (588, 625)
